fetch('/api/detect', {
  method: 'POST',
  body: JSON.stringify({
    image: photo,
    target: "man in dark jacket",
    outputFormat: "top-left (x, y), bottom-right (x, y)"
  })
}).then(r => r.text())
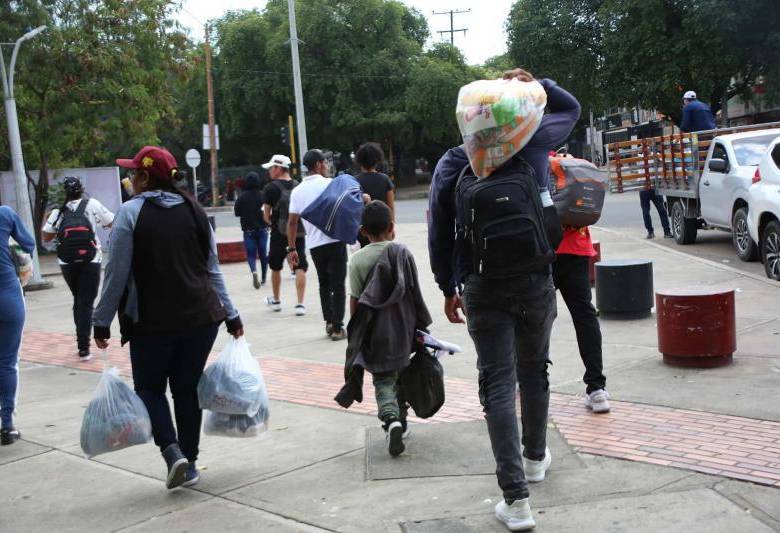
top-left (681, 90), bottom-right (716, 133)
top-left (428, 69), bottom-right (579, 531)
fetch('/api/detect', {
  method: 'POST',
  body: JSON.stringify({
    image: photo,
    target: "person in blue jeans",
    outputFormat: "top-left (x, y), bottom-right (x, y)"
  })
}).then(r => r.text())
top-left (234, 171), bottom-right (269, 289)
top-left (429, 68), bottom-right (579, 531)
top-left (640, 187), bottom-right (672, 239)
top-left (0, 205), bottom-right (36, 445)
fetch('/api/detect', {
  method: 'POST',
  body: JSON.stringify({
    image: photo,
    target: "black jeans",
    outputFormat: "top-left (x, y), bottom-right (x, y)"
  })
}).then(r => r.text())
top-left (60, 262), bottom-right (101, 350)
top-left (640, 189), bottom-right (670, 234)
top-left (129, 323), bottom-right (219, 462)
top-left (463, 272), bottom-right (557, 502)
top-left (310, 242), bottom-right (347, 329)
top-left (553, 254), bottom-right (606, 394)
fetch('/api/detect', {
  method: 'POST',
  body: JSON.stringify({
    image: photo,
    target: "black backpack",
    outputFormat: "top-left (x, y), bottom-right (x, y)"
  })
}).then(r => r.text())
top-left (274, 181), bottom-right (306, 236)
top-left (455, 159), bottom-right (554, 279)
top-left (56, 199), bottom-right (97, 263)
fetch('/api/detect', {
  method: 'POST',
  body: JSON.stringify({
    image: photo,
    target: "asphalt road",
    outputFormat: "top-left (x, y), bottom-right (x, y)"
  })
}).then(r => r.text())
top-left (214, 192), bottom-right (769, 279)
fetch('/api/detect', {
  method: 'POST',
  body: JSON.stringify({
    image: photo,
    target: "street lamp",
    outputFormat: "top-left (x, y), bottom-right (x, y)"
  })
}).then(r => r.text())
top-left (1, 25), bottom-right (51, 289)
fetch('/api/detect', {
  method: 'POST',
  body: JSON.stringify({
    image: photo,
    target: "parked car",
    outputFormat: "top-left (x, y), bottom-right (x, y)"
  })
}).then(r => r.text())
top-left (747, 135), bottom-right (780, 280)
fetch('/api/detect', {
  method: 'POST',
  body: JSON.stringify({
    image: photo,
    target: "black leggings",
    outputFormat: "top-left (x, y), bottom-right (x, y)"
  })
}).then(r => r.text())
top-left (61, 262), bottom-right (101, 350)
top-left (129, 323), bottom-right (219, 462)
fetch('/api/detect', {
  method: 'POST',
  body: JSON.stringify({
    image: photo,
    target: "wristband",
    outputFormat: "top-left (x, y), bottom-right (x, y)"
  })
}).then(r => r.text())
top-left (286, 246), bottom-right (297, 253)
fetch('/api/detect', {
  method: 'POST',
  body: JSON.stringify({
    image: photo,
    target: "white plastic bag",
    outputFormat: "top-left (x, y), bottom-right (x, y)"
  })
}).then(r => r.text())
top-left (197, 337), bottom-right (267, 416)
top-left (203, 403), bottom-right (270, 438)
top-left (80, 366), bottom-right (152, 458)
top-left (456, 78), bottom-right (547, 178)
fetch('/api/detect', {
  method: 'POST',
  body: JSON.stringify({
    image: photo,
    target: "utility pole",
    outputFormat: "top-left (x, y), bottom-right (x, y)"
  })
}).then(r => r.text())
top-left (287, 0), bottom-right (308, 173)
top-left (204, 24), bottom-right (219, 206)
top-left (432, 9), bottom-right (470, 45)
top-left (1, 26), bottom-right (50, 289)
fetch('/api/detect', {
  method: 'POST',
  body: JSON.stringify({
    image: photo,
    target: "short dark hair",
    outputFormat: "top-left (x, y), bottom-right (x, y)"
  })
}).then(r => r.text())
top-left (361, 200), bottom-right (392, 236)
top-left (355, 142), bottom-right (385, 171)
top-left (303, 149), bottom-right (325, 171)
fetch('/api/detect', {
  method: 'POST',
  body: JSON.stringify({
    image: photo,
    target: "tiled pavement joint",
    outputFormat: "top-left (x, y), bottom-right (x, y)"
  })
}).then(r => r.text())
top-left (21, 330), bottom-right (780, 490)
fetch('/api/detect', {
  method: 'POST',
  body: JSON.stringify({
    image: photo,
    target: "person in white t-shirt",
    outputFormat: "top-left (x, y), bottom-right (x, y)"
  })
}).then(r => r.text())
top-left (41, 177), bottom-right (114, 360)
top-left (287, 150), bottom-right (349, 341)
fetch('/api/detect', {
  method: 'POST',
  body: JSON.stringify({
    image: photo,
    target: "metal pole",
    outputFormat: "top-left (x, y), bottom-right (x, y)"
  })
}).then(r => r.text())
top-left (1, 27), bottom-right (47, 285)
top-left (287, 0), bottom-right (308, 172)
top-left (589, 108), bottom-right (597, 164)
top-left (205, 24), bottom-right (219, 206)
top-left (287, 114), bottom-right (297, 176)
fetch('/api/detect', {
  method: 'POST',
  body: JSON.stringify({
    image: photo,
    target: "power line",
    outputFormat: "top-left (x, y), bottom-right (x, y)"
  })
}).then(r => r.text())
top-left (432, 9), bottom-right (470, 46)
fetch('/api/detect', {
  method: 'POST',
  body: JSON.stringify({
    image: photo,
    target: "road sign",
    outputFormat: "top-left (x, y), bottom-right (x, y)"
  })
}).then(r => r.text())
top-left (202, 124), bottom-right (220, 150)
top-left (185, 149), bottom-right (201, 169)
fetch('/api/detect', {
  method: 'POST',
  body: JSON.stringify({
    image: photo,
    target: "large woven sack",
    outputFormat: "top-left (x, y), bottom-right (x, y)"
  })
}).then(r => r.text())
top-left (456, 79), bottom-right (547, 178)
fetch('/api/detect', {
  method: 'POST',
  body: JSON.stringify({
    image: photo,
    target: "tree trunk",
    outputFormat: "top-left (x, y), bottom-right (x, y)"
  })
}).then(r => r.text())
top-left (33, 153), bottom-right (50, 251)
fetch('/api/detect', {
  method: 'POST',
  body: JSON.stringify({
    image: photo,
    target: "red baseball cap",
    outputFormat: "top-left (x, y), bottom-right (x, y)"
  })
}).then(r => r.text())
top-left (117, 146), bottom-right (179, 181)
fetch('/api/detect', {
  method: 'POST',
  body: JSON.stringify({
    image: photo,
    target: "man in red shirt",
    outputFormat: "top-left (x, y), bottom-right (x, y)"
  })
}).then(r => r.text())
top-left (554, 226), bottom-right (610, 413)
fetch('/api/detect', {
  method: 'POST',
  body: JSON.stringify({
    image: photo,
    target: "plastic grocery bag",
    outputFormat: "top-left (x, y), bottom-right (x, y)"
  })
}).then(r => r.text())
top-left (456, 78), bottom-right (547, 178)
top-left (203, 403), bottom-right (270, 438)
top-left (80, 366), bottom-right (152, 458)
top-left (198, 337), bottom-right (266, 416)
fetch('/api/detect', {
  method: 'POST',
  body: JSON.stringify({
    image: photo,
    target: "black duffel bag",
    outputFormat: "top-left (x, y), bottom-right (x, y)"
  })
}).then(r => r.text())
top-left (399, 345), bottom-right (445, 419)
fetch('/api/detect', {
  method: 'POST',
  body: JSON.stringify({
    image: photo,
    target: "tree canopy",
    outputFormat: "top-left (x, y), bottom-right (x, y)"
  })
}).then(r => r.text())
top-left (506, 0), bottom-right (780, 122)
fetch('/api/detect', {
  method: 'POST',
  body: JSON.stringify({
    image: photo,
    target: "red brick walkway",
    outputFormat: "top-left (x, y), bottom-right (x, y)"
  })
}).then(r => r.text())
top-left (21, 330), bottom-right (780, 489)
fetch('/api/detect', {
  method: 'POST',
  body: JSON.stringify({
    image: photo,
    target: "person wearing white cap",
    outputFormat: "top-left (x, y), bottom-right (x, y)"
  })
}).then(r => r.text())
top-left (681, 90), bottom-right (716, 133)
top-left (261, 155), bottom-right (308, 315)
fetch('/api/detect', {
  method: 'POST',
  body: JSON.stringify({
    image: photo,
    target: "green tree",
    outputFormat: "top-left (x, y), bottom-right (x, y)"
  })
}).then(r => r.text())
top-left (1, 0), bottom-right (194, 244)
top-left (599, 0), bottom-right (780, 122)
top-left (210, 0), bottom-right (429, 168)
top-left (506, 0), bottom-right (605, 114)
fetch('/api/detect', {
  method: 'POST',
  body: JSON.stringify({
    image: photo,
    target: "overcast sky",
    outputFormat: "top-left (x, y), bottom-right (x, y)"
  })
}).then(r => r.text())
top-left (177, 0), bottom-right (515, 64)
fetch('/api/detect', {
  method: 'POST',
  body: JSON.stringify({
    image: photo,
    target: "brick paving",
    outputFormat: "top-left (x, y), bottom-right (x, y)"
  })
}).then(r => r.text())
top-left (20, 329), bottom-right (780, 489)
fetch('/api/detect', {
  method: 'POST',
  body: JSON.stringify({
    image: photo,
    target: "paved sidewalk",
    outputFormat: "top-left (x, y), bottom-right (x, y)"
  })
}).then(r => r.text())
top-left (5, 220), bottom-right (780, 531)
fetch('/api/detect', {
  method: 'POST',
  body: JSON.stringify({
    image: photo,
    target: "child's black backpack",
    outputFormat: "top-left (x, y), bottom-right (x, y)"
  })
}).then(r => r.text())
top-left (455, 159), bottom-right (554, 279)
top-left (56, 199), bottom-right (97, 263)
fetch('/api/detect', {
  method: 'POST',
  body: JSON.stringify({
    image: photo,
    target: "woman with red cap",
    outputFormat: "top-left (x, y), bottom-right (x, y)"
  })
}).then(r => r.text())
top-left (93, 146), bottom-right (244, 490)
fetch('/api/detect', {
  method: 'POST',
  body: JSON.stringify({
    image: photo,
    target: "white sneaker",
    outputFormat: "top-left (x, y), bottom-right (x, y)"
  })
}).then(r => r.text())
top-left (523, 447), bottom-right (551, 483)
top-left (295, 304), bottom-right (306, 316)
top-left (265, 296), bottom-right (281, 312)
top-left (495, 498), bottom-right (535, 531)
top-left (585, 389), bottom-right (611, 414)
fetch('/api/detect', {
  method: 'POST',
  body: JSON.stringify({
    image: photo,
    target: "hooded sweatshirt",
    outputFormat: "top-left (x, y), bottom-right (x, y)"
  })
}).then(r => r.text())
top-left (234, 173), bottom-right (268, 231)
top-left (93, 191), bottom-right (238, 343)
top-left (428, 78), bottom-right (580, 297)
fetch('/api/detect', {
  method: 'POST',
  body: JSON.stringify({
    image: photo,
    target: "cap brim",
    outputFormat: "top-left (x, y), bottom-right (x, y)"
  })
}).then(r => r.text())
top-left (261, 162), bottom-right (274, 169)
top-left (116, 158), bottom-right (139, 169)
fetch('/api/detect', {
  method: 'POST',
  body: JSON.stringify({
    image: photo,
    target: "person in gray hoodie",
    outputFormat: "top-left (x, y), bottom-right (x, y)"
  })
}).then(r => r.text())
top-left (93, 146), bottom-right (243, 490)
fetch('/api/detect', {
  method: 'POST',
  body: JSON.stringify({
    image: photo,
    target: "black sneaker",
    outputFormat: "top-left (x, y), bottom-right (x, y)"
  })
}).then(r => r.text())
top-left (182, 462), bottom-right (200, 488)
top-left (330, 327), bottom-right (347, 342)
top-left (663, 231), bottom-right (674, 238)
top-left (385, 420), bottom-right (405, 457)
top-left (0, 427), bottom-right (20, 445)
top-left (325, 323), bottom-right (334, 337)
top-left (78, 348), bottom-right (92, 362)
top-left (646, 232), bottom-right (655, 240)
top-left (162, 443), bottom-right (189, 489)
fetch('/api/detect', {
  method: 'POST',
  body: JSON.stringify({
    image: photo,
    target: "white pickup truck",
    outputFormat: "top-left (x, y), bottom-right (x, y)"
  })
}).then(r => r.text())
top-left (607, 123), bottom-right (780, 261)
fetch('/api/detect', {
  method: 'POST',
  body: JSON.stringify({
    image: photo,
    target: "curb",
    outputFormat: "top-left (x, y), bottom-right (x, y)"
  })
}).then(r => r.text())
top-left (594, 226), bottom-right (777, 287)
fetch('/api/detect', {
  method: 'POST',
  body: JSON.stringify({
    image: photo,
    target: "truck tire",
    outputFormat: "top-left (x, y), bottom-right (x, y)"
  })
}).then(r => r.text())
top-left (761, 220), bottom-right (780, 280)
top-left (732, 207), bottom-right (758, 262)
top-left (671, 200), bottom-right (697, 245)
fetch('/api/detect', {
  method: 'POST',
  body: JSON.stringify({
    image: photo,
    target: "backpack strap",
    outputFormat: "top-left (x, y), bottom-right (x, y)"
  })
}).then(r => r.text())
top-left (455, 164), bottom-right (471, 189)
top-left (74, 198), bottom-right (89, 216)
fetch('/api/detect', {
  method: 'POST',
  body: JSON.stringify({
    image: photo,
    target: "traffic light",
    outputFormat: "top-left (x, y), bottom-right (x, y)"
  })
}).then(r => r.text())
top-left (280, 126), bottom-right (289, 146)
